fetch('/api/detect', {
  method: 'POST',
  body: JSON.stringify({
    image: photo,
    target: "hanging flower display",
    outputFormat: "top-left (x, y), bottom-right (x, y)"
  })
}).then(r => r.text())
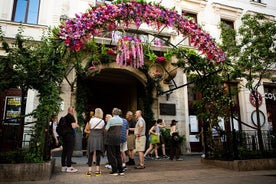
top-left (116, 37), bottom-right (144, 68)
top-left (148, 63), bottom-right (165, 81)
top-left (59, 1), bottom-right (226, 64)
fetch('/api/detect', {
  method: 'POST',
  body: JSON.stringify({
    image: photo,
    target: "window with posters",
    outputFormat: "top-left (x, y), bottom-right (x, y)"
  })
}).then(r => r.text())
top-left (3, 96), bottom-right (22, 125)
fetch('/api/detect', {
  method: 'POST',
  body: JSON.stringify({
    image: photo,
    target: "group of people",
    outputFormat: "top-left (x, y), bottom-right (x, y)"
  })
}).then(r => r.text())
top-left (49, 106), bottom-right (182, 176)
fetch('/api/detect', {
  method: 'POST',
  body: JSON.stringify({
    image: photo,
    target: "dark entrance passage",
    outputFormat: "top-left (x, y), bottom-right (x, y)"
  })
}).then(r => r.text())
top-left (83, 68), bottom-right (145, 116)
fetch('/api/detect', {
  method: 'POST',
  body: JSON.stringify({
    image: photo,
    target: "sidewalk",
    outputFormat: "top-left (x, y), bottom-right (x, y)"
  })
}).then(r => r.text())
top-left (5, 154), bottom-right (276, 184)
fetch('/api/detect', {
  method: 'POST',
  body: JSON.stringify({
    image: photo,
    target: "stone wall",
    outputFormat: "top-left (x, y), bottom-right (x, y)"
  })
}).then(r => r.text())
top-left (0, 159), bottom-right (55, 182)
top-left (201, 158), bottom-right (276, 171)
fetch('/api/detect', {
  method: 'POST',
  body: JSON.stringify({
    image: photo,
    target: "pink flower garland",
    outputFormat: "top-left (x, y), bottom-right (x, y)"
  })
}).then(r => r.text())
top-left (116, 37), bottom-right (144, 68)
top-left (59, 1), bottom-right (225, 64)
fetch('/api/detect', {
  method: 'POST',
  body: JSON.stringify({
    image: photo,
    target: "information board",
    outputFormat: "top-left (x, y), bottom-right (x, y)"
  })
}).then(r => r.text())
top-left (3, 96), bottom-right (21, 125)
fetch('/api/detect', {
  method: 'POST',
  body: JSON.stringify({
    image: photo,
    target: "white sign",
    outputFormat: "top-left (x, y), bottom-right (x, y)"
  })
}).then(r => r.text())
top-left (189, 115), bottom-right (199, 132)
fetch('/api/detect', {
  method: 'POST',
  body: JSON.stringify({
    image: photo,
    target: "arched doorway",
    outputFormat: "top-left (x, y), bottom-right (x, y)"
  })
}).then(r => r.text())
top-left (81, 68), bottom-right (145, 116)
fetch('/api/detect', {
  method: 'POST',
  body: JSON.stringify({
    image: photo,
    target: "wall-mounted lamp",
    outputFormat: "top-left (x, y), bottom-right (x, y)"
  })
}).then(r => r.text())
top-left (60, 14), bottom-right (69, 22)
top-left (166, 81), bottom-right (174, 101)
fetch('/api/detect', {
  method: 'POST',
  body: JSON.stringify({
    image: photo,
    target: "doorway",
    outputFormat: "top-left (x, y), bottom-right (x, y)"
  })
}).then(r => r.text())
top-left (82, 68), bottom-right (145, 116)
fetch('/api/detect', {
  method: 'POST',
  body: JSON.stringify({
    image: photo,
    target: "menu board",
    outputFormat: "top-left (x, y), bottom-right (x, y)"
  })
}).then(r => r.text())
top-left (3, 96), bottom-right (21, 125)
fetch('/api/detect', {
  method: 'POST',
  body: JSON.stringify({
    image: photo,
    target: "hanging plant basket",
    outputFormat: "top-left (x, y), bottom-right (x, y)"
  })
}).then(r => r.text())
top-left (148, 63), bottom-right (165, 82)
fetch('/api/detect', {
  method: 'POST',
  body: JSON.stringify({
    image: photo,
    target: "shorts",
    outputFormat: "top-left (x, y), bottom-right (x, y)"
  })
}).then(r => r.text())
top-left (135, 135), bottom-right (146, 152)
top-left (120, 141), bottom-right (128, 152)
top-left (51, 137), bottom-right (62, 149)
top-left (159, 135), bottom-right (165, 145)
top-left (127, 134), bottom-right (135, 150)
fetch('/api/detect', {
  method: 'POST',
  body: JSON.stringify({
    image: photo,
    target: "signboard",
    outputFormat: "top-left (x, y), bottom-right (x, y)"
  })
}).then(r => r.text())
top-left (3, 96), bottom-right (21, 125)
top-left (251, 110), bottom-right (265, 127)
top-left (159, 103), bottom-right (176, 115)
top-left (189, 115), bottom-right (198, 132)
top-left (249, 91), bottom-right (262, 107)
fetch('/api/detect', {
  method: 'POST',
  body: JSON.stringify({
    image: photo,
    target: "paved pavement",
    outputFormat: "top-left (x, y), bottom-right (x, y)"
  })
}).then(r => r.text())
top-left (4, 154), bottom-right (276, 184)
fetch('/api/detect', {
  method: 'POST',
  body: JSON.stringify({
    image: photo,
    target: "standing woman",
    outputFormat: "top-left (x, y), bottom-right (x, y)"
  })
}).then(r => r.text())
top-left (169, 120), bottom-right (183, 161)
top-left (144, 120), bottom-right (159, 160)
top-left (50, 115), bottom-right (63, 157)
top-left (85, 108), bottom-right (105, 176)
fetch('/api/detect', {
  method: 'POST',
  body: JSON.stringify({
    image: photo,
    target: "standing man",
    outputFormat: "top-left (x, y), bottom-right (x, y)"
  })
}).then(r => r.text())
top-left (119, 109), bottom-right (129, 171)
top-left (61, 106), bottom-right (79, 173)
top-left (105, 108), bottom-right (124, 176)
top-left (126, 111), bottom-right (136, 166)
top-left (134, 110), bottom-right (146, 169)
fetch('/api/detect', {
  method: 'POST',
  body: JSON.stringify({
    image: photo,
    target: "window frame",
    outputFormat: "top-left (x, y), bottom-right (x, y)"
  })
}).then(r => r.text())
top-left (12, 0), bottom-right (40, 24)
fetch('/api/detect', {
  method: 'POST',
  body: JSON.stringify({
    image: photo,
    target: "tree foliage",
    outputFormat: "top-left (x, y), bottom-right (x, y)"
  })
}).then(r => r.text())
top-left (172, 47), bottom-right (231, 127)
top-left (220, 13), bottom-right (276, 91)
top-left (0, 27), bottom-right (69, 162)
top-left (220, 13), bottom-right (276, 152)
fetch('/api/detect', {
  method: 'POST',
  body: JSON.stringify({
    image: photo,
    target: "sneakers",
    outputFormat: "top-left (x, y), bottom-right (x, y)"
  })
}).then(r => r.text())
top-left (118, 172), bottom-right (125, 176)
top-left (109, 171), bottom-right (119, 176)
top-left (105, 164), bottom-right (112, 169)
top-left (162, 155), bottom-right (169, 159)
top-left (155, 156), bottom-right (160, 160)
top-left (135, 165), bottom-right (145, 169)
top-left (109, 171), bottom-right (125, 176)
top-left (176, 158), bottom-right (183, 161)
top-left (66, 167), bottom-right (78, 173)
top-left (126, 159), bottom-right (135, 165)
top-left (61, 166), bottom-right (67, 172)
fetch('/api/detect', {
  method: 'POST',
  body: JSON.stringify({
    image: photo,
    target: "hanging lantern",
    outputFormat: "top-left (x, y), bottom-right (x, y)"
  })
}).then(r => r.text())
top-left (116, 37), bottom-right (144, 68)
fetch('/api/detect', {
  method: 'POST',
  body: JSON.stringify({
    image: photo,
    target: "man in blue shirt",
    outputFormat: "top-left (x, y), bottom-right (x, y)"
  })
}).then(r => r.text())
top-left (105, 108), bottom-right (124, 176)
top-left (119, 110), bottom-right (129, 171)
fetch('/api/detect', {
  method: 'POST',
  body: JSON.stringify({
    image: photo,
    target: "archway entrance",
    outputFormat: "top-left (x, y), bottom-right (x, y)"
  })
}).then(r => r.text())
top-left (60, 1), bottom-right (226, 154)
top-left (81, 68), bottom-right (145, 116)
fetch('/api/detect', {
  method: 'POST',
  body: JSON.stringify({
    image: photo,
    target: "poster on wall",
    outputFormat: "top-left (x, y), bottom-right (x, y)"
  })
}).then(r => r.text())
top-left (3, 96), bottom-right (21, 125)
top-left (189, 115), bottom-right (199, 132)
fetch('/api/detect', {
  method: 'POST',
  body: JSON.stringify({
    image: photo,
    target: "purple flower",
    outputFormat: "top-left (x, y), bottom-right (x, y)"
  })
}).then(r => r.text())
top-left (59, 1), bottom-right (225, 63)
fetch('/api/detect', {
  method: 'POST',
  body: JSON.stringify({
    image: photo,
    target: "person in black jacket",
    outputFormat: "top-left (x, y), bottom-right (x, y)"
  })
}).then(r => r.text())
top-left (61, 106), bottom-right (79, 173)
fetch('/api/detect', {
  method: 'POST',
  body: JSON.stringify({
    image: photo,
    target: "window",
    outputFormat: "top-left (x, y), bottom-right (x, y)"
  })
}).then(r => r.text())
top-left (221, 19), bottom-right (234, 29)
top-left (221, 19), bottom-right (235, 42)
top-left (251, 0), bottom-right (262, 3)
top-left (97, 0), bottom-right (113, 4)
top-left (12, 0), bottom-right (40, 24)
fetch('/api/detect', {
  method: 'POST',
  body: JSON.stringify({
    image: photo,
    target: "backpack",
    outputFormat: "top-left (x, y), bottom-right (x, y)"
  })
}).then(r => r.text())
top-left (56, 117), bottom-right (66, 137)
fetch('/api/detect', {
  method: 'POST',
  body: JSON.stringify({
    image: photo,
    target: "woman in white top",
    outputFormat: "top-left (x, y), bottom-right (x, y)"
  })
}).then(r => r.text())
top-left (50, 115), bottom-right (63, 157)
top-left (85, 108), bottom-right (105, 176)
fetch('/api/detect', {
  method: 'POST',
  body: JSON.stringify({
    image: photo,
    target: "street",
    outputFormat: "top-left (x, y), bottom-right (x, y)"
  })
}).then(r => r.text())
top-left (3, 155), bottom-right (276, 184)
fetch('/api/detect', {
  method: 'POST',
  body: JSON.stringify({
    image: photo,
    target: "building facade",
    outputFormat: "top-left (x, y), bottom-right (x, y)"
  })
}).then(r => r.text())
top-left (0, 0), bottom-right (275, 152)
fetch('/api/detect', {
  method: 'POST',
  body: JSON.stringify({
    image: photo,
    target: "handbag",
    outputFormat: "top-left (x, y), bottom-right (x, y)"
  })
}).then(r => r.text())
top-left (151, 134), bottom-right (160, 144)
top-left (172, 132), bottom-right (180, 142)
